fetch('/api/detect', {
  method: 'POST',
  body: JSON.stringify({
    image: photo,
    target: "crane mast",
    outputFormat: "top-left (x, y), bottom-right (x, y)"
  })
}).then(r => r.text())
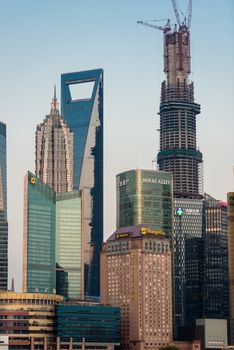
top-left (137, 0), bottom-right (192, 85)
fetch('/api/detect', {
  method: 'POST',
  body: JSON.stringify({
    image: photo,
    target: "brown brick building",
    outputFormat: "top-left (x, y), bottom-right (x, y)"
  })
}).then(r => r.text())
top-left (101, 224), bottom-right (172, 350)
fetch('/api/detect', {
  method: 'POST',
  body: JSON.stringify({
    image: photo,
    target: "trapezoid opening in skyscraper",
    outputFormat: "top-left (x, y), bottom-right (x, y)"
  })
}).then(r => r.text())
top-left (61, 69), bottom-right (103, 297)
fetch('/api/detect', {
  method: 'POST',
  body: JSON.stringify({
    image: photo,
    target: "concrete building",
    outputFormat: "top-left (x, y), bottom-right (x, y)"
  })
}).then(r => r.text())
top-left (228, 192), bottom-right (234, 343)
top-left (0, 122), bottom-right (8, 291)
top-left (61, 69), bottom-right (103, 297)
top-left (100, 224), bottom-right (172, 350)
top-left (116, 169), bottom-right (173, 239)
top-left (0, 291), bottom-right (63, 350)
top-left (23, 172), bottom-right (83, 299)
top-left (35, 88), bottom-right (73, 193)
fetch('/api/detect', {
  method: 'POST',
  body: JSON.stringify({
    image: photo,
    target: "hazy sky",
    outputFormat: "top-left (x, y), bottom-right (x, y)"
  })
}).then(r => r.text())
top-left (0, 0), bottom-right (233, 291)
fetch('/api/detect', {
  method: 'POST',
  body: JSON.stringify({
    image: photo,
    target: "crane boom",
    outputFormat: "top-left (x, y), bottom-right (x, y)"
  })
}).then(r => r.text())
top-left (137, 20), bottom-right (171, 33)
top-left (171, 0), bottom-right (181, 27)
top-left (187, 0), bottom-right (192, 29)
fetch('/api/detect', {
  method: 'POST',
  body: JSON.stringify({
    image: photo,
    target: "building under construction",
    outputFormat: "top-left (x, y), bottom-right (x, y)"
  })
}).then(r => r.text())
top-left (154, 2), bottom-right (203, 199)
top-left (139, 0), bottom-right (204, 339)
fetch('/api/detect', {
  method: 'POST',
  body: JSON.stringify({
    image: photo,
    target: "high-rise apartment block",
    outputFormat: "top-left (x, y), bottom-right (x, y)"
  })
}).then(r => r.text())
top-left (23, 171), bottom-right (82, 299)
top-left (116, 169), bottom-right (173, 238)
top-left (0, 121), bottom-right (7, 290)
top-left (61, 69), bottom-right (103, 297)
top-left (35, 89), bottom-right (73, 193)
top-left (101, 225), bottom-right (172, 350)
top-left (228, 192), bottom-right (234, 342)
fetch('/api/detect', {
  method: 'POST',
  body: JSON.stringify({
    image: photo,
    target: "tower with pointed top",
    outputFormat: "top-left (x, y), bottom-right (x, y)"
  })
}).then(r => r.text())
top-left (35, 88), bottom-right (73, 193)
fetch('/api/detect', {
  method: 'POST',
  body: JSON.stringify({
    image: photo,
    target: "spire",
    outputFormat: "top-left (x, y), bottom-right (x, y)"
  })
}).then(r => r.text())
top-left (11, 278), bottom-right (15, 292)
top-left (51, 85), bottom-right (59, 111)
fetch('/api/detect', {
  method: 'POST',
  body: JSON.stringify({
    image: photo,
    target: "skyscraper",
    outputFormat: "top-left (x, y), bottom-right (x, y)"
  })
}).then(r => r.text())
top-left (0, 121), bottom-right (8, 290)
top-left (101, 225), bottom-right (172, 349)
top-left (23, 172), bottom-right (83, 298)
top-left (202, 194), bottom-right (229, 321)
top-left (173, 198), bottom-right (203, 335)
top-left (228, 192), bottom-right (234, 342)
top-left (148, 5), bottom-right (204, 338)
top-left (116, 169), bottom-right (173, 238)
top-left (56, 191), bottom-right (83, 299)
top-left (61, 69), bottom-right (103, 297)
top-left (23, 172), bottom-right (56, 294)
top-left (35, 88), bottom-right (73, 193)
top-left (156, 22), bottom-right (203, 199)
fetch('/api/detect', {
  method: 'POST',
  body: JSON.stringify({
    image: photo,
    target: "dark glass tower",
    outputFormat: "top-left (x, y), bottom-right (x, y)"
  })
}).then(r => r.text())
top-left (157, 25), bottom-right (203, 199)
top-left (61, 69), bottom-right (103, 297)
top-left (202, 194), bottom-right (229, 320)
top-left (0, 122), bottom-right (8, 290)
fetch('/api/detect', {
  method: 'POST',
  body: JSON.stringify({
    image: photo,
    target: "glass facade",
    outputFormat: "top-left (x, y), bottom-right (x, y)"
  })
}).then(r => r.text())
top-left (56, 192), bottom-right (82, 299)
top-left (202, 193), bottom-right (229, 321)
top-left (61, 69), bottom-right (103, 297)
top-left (116, 169), bottom-right (173, 239)
top-left (35, 91), bottom-right (73, 193)
top-left (0, 122), bottom-right (7, 218)
top-left (23, 172), bottom-right (83, 298)
top-left (173, 198), bottom-right (203, 338)
top-left (23, 172), bottom-right (56, 294)
top-left (55, 304), bottom-right (120, 344)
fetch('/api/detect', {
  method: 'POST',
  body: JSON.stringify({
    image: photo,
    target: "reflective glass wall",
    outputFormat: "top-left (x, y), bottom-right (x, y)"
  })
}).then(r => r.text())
top-left (61, 69), bottom-right (103, 297)
top-left (116, 169), bottom-right (173, 239)
top-left (23, 172), bottom-right (56, 293)
top-left (56, 192), bottom-right (82, 299)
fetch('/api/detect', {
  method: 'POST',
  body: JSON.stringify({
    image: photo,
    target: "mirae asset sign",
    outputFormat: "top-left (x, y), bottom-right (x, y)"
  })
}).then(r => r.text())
top-left (118, 178), bottom-right (171, 187)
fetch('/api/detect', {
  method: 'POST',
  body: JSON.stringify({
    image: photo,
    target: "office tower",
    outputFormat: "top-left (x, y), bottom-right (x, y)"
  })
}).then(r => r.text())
top-left (56, 191), bottom-right (83, 299)
top-left (156, 21), bottom-right (203, 199)
top-left (0, 122), bottom-right (8, 290)
top-left (23, 172), bottom-right (83, 298)
top-left (174, 198), bottom-right (203, 335)
top-left (35, 89), bottom-right (73, 193)
top-left (61, 69), bottom-right (103, 297)
top-left (23, 172), bottom-right (56, 294)
top-left (116, 169), bottom-right (173, 238)
top-left (101, 225), bottom-right (172, 350)
top-left (202, 194), bottom-right (229, 321)
top-left (228, 192), bottom-right (234, 342)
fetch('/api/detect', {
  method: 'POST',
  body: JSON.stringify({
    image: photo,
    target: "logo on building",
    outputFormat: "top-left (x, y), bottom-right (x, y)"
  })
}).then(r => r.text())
top-left (140, 227), bottom-right (164, 236)
top-left (175, 207), bottom-right (184, 216)
top-left (31, 177), bottom-right (36, 185)
top-left (115, 232), bottom-right (129, 239)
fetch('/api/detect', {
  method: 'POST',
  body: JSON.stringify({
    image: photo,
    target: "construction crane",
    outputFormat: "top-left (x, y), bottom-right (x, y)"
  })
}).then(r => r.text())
top-left (137, 19), bottom-right (171, 33)
top-left (171, 0), bottom-right (192, 30)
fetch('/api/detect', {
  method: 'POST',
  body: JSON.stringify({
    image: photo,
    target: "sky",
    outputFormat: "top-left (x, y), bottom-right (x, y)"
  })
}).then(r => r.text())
top-left (0, 0), bottom-right (233, 291)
